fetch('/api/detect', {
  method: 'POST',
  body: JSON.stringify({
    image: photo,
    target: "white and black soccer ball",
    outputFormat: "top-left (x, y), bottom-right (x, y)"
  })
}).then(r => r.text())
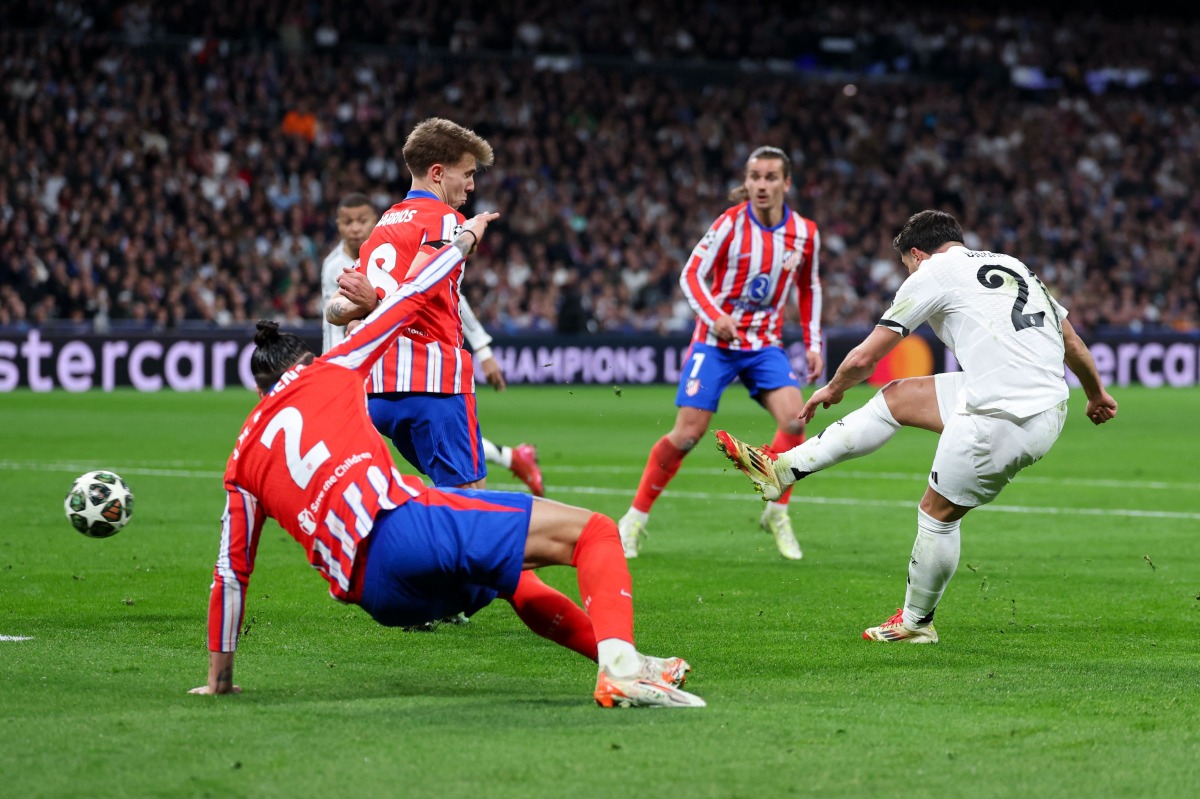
top-left (64, 471), bottom-right (134, 538)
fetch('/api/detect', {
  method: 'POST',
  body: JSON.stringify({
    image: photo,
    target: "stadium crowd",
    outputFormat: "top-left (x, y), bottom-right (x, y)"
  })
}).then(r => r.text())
top-left (1, 1), bottom-right (1198, 336)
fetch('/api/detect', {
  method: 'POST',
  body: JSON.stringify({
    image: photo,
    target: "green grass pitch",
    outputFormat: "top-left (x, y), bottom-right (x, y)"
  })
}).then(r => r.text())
top-left (3, 384), bottom-right (1198, 798)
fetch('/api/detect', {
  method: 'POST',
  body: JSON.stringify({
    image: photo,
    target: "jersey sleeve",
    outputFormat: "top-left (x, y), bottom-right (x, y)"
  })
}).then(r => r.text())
top-left (679, 214), bottom-right (735, 325)
top-left (321, 242), bottom-right (466, 376)
top-left (207, 485), bottom-right (265, 653)
top-left (795, 223), bottom-right (822, 351)
top-left (878, 267), bottom-right (944, 337)
top-left (458, 296), bottom-right (493, 352)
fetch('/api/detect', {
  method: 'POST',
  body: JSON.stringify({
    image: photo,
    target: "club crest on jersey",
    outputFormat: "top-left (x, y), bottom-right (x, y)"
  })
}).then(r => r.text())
top-left (745, 274), bottom-right (772, 303)
top-left (685, 378), bottom-right (702, 397)
top-left (782, 248), bottom-right (803, 271)
top-left (296, 509), bottom-right (317, 535)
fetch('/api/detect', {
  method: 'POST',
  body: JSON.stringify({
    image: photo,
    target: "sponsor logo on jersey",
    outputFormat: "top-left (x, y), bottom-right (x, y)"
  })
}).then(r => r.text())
top-left (746, 274), bottom-right (772, 303)
top-left (730, 274), bottom-right (775, 312)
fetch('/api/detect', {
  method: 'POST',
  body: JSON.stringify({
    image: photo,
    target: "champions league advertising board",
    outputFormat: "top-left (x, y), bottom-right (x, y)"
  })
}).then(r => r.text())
top-left (1, 328), bottom-right (1198, 391)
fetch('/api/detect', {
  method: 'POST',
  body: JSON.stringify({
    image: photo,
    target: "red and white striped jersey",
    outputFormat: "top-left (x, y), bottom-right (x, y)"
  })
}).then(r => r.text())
top-left (207, 244), bottom-right (465, 653)
top-left (356, 191), bottom-right (474, 394)
top-left (680, 202), bottom-right (822, 351)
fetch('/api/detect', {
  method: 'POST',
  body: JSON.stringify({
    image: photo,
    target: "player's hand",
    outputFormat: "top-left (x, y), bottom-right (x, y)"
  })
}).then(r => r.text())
top-left (459, 212), bottom-right (501, 254)
top-left (188, 684), bottom-right (241, 695)
top-left (481, 357), bottom-right (507, 391)
top-left (804, 350), bottom-right (825, 383)
top-left (713, 315), bottom-right (739, 342)
top-left (801, 384), bottom-right (844, 423)
top-left (336, 270), bottom-right (379, 313)
top-left (1085, 391), bottom-right (1118, 425)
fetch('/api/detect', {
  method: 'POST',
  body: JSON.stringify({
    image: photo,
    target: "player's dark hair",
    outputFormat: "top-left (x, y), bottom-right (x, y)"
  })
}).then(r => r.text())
top-left (250, 321), bottom-right (314, 392)
top-left (403, 118), bottom-right (495, 178)
top-left (729, 146), bottom-right (792, 202)
top-left (337, 192), bottom-right (373, 211)
top-left (892, 210), bottom-right (965, 255)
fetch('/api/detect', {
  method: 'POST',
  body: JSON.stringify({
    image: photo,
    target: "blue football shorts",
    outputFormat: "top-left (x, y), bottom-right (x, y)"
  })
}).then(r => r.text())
top-left (674, 342), bottom-right (801, 412)
top-left (357, 487), bottom-right (533, 627)
top-left (368, 392), bottom-right (487, 487)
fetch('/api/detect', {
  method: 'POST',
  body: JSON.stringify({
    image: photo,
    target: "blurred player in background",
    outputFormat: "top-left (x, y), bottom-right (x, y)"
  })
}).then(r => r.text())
top-left (717, 209), bottom-right (1118, 642)
top-left (193, 215), bottom-right (704, 708)
top-left (320, 193), bottom-right (375, 353)
top-left (326, 119), bottom-right (543, 497)
top-left (618, 146), bottom-right (823, 560)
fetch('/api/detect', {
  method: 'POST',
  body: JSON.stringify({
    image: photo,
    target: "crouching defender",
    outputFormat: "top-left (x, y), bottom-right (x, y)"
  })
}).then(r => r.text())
top-left (717, 209), bottom-right (1117, 643)
top-left (191, 213), bottom-right (704, 708)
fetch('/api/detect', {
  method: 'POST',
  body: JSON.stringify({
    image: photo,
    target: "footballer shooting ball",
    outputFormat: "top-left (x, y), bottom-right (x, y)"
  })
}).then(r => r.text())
top-left (64, 471), bottom-right (134, 538)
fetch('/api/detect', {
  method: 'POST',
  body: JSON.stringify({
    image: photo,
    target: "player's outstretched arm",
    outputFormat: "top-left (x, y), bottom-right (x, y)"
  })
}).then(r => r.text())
top-left (1062, 318), bottom-right (1117, 425)
top-left (189, 651), bottom-right (241, 695)
top-left (801, 326), bottom-right (900, 422)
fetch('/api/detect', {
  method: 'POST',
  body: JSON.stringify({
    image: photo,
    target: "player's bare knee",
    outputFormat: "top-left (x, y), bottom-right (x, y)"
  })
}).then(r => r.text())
top-left (781, 417), bottom-right (806, 437)
top-left (878, 378), bottom-right (907, 398)
top-left (669, 428), bottom-right (704, 451)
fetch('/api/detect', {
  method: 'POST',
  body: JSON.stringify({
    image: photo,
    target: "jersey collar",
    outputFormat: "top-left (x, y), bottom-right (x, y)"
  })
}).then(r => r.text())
top-left (747, 204), bottom-right (792, 232)
top-left (405, 189), bottom-right (441, 201)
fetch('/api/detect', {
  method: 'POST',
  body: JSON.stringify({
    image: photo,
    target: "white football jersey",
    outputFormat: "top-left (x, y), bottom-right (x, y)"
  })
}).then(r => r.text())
top-left (879, 245), bottom-right (1069, 420)
top-left (320, 242), bottom-right (355, 353)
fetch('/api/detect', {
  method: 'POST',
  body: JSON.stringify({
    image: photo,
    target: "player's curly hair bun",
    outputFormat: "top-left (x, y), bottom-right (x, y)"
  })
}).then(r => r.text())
top-left (250, 320), bottom-right (313, 392)
top-left (253, 320), bottom-right (282, 346)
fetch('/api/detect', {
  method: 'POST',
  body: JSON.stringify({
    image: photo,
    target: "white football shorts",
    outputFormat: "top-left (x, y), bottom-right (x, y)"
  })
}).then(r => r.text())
top-left (929, 372), bottom-right (1067, 507)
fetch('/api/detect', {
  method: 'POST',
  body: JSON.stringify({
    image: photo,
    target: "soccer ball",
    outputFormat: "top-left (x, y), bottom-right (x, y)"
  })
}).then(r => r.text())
top-left (64, 471), bottom-right (134, 538)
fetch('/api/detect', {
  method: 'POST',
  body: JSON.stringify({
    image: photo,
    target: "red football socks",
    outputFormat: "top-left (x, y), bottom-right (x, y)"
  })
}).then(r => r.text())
top-left (506, 571), bottom-right (597, 661)
top-left (631, 436), bottom-right (686, 513)
top-left (770, 429), bottom-right (805, 504)
top-left (571, 513), bottom-right (634, 644)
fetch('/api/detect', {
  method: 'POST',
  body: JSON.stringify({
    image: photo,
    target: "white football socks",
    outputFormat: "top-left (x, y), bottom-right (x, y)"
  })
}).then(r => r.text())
top-left (902, 509), bottom-right (961, 628)
top-left (778, 390), bottom-right (901, 479)
top-left (481, 438), bottom-right (512, 468)
top-left (597, 638), bottom-right (641, 677)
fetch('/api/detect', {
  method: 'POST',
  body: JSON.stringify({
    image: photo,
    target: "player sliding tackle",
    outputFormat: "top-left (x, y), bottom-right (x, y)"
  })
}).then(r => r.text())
top-left (716, 210), bottom-right (1117, 643)
top-left (191, 213), bottom-right (704, 708)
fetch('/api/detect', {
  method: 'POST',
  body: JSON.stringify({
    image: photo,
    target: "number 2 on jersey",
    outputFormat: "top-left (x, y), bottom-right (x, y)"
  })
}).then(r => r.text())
top-left (976, 264), bottom-right (1050, 332)
top-left (260, 407), bottom-right (331, 489)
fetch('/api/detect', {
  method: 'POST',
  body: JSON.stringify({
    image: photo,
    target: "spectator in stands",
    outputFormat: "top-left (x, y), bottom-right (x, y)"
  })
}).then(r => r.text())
top-left (0, 3), bottom-right (1197, 337)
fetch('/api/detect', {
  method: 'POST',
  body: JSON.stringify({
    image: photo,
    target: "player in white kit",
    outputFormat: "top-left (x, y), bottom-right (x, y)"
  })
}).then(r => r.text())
top-left (321, 194), bottom-right (376, 354)
top-left (716, 210), bottom-right (1118, 642)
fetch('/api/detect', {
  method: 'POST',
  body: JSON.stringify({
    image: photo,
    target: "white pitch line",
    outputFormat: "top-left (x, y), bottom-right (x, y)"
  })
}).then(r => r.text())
top-left (0, 461), bottom-right (224, 479)
top-left (0, 636), bottom-right (33, 642)
top-left (5, 460), bottom-right (1196, 521)
top-left (547, 465), bottom-right (1200, 492)
top-left (547, 485), bottom-right (1200, 521)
